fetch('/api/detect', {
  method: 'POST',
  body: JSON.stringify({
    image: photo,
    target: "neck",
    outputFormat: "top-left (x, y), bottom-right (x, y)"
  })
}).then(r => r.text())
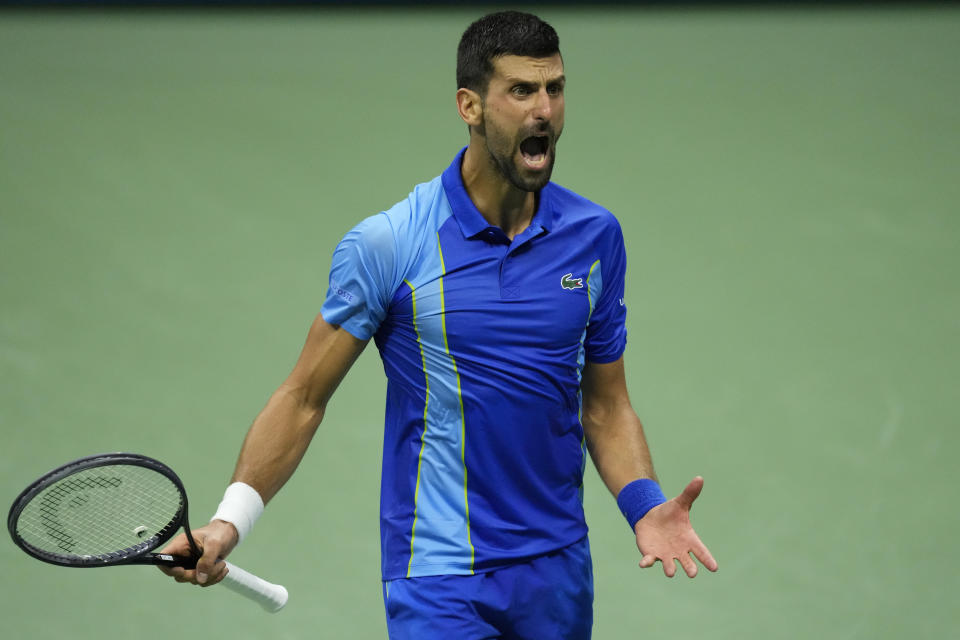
top-left (461, 142), bottom-right (537, 240)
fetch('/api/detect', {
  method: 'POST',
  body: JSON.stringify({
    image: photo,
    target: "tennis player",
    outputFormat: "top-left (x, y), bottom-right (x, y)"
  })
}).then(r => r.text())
top-left (160, 11), bottom-right (717, 638)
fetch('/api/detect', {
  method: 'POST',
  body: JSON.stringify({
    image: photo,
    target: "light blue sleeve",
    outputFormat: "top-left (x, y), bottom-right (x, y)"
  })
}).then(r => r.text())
top-left (584, 214), bottom-right (628, 363)
top-left (320, 213), bottom-right (397, 340)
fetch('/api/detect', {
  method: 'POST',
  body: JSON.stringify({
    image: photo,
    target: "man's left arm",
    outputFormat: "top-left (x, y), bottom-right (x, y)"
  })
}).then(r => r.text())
top-left (581, 356), bottom-right (718, 578)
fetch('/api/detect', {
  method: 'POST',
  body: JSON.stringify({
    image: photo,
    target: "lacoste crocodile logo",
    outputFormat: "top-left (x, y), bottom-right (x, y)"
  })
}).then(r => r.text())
top-left (560, 273), bottom-right (583, 290)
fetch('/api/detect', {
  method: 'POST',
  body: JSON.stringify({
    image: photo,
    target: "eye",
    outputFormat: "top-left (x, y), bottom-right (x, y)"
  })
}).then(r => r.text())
top-left (547, 82), bottom-right (564, 96)
top-left (512, 84), bottom-right (533, 97)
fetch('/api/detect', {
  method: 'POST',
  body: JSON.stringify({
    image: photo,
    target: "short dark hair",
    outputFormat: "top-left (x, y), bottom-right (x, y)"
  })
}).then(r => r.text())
top-left (456, 11), bottom-right (561, 96)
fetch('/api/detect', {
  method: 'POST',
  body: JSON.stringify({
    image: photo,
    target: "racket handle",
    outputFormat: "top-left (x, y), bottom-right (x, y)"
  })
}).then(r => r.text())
top-left (221, 561), bottom-right (288, 613)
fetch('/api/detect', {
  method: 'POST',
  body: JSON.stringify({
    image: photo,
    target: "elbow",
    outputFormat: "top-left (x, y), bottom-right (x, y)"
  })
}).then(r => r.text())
top-left (580, 401), bottom-right (613, 433)
top-left (581, 400), bottom-right (638, 437)
top-left (273, 383), bottom-right (327, 429)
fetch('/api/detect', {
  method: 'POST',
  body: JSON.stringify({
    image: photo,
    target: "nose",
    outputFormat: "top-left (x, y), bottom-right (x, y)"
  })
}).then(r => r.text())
top-left (532, 88), bottom-right (553, 122)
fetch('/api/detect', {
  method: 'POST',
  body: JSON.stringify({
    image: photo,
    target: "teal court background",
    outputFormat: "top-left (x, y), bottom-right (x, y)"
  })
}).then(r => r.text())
top-left (1, 6), bottom-right (957, 638)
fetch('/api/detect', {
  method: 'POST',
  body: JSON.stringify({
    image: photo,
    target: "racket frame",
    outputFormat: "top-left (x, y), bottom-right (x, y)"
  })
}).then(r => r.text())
top-left (7, 452), bottom-right (201, 568)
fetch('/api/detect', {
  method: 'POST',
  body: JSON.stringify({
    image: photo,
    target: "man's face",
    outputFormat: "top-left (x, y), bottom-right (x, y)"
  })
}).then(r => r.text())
top-left (479, 53), bottom-right (565, 192)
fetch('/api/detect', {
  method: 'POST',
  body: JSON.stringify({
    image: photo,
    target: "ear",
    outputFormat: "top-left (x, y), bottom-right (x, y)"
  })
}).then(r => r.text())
top-left (456, 88), bottom-right (483, 128)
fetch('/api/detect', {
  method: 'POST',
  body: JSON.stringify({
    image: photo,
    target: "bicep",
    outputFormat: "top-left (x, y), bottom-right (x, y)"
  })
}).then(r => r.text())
top-left (283, 313), bottom-right (368, 411)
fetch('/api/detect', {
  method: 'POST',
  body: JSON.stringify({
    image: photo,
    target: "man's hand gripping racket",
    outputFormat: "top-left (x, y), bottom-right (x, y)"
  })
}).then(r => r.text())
top-left (7, 453), bottom-right (288, 612)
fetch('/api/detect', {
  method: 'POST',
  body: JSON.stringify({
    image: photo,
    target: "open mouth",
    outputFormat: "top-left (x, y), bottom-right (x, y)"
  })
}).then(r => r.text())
top-left (519, 135), bottom-right (550, 168)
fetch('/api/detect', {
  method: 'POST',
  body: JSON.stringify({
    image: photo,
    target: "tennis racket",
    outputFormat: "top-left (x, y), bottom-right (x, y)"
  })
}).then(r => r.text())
top-left (7, 452), bottom-right (288, 613)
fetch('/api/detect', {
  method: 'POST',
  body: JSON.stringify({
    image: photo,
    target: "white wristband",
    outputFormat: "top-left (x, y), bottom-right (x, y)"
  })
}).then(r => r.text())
top-left (211, 482), bottom-right (264, 544)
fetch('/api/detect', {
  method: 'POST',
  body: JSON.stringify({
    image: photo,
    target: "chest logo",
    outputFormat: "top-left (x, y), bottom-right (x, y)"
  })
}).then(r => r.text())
top-left (560, 273), bottom-right (583, 290)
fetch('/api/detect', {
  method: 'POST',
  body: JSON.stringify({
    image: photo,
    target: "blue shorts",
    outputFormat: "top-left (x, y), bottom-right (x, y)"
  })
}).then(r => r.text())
top-left (382, 537), bottom-right (593, 640)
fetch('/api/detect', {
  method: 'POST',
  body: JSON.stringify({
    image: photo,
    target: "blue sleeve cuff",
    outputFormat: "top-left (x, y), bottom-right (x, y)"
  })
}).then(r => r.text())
top-left (616, 478), bottom-right (667, 529)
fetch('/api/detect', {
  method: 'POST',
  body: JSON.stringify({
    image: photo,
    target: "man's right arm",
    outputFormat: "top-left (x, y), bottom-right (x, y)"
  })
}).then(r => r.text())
top-left (159, 313), bottom-right (368, 586)
top-left (231, 313), bottom-right (368, 503)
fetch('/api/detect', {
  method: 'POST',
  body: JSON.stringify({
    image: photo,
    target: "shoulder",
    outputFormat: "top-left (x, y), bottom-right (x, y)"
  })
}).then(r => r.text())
top-left (344, 211), bottom-right (395, 256)
top-left (384, 174), bottom-right (447, 228)
top-left (544, 182), bottom-right (624, 241)
top-left (345, 174), bottom-right (447, 252)
top-left (335, 173), bottom-right (450, 292)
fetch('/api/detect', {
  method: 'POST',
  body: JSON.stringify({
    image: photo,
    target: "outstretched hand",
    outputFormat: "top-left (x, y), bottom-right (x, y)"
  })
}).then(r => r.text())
top-left (156, 520), bottom-right (239, 587)
top-left (634, 476), bottom-right (718, 578)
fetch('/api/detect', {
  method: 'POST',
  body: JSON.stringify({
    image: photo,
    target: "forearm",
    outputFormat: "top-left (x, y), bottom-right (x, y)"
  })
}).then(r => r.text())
top-left (225, 315), bottom-right (367, 505)
top-left (582, 399), bottom-right (657, 498)
top-left (230, 382), bottom-right (325, 504)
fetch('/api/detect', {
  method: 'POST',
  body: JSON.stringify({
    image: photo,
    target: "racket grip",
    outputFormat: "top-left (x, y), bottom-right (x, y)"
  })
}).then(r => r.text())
top-left (221, 561), bottom-right (288, 613)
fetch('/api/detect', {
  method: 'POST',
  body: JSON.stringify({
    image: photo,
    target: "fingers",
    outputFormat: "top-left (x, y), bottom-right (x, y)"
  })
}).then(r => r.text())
top-left (661, 557), bottom-right (677, 578)
top-left (156, 564), bottom-right (177, 578)
top-left (161, 561), bottom-right (228, 586)
top-left (156, 522), bottom-right (238, 587)
top-left (171, 566), bottom-right (194, 583)
top-left (674, 476), bottom-right (704, 510)
top-left (639, 549), bottom-right (714, 578)
top-left (195, 535), bottom-right (224, 586)
top-left (678, 553), bottom-right (698, 578)
top-left (638, 555), bottom-right (699, 578)
top-left (204, 560), bottom-right (230, 587)
top-left (639, 554), bottom-right (657, 569)
top-left (156, 533), bottom-right (191, 578)
top-left (635, 476), bottom-right (717, 579)
top-left (158, 532), bottom-right (192, 557)
top-left (192, 521), bottom-right (239, 586)
top-left (692, 539), bottom-right (719, 573)
top-left (638, 554), bottom-right (678, 578)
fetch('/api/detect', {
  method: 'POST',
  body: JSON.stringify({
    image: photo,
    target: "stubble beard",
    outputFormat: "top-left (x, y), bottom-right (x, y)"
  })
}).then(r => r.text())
top-left (481, 119), bottom-right (558, 193)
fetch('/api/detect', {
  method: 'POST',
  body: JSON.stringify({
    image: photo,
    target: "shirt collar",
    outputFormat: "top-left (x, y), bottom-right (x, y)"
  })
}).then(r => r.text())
top-left (441, 146), bottom-right (554, 239)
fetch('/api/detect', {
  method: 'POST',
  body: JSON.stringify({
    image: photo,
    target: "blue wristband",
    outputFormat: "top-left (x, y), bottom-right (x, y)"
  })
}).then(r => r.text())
top-left (616, 478), bottom-right (667, 529)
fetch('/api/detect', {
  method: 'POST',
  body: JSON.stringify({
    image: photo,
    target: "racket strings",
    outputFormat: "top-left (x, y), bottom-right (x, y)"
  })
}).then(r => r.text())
top-left (15, 465), bottom-right (183, 561)
top-left (37, 476), bottom-right (124, 551)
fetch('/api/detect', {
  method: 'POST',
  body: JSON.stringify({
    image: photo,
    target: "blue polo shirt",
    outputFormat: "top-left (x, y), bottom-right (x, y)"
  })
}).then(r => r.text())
top-left (321, 148), bottom-right (628, 580)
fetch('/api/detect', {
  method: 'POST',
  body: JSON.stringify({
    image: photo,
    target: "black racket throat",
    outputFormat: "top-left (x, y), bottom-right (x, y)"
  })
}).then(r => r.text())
top-left (152, 525), bottom-right (203, 569)
top-left (152, 553), bottom-right (199, 569)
